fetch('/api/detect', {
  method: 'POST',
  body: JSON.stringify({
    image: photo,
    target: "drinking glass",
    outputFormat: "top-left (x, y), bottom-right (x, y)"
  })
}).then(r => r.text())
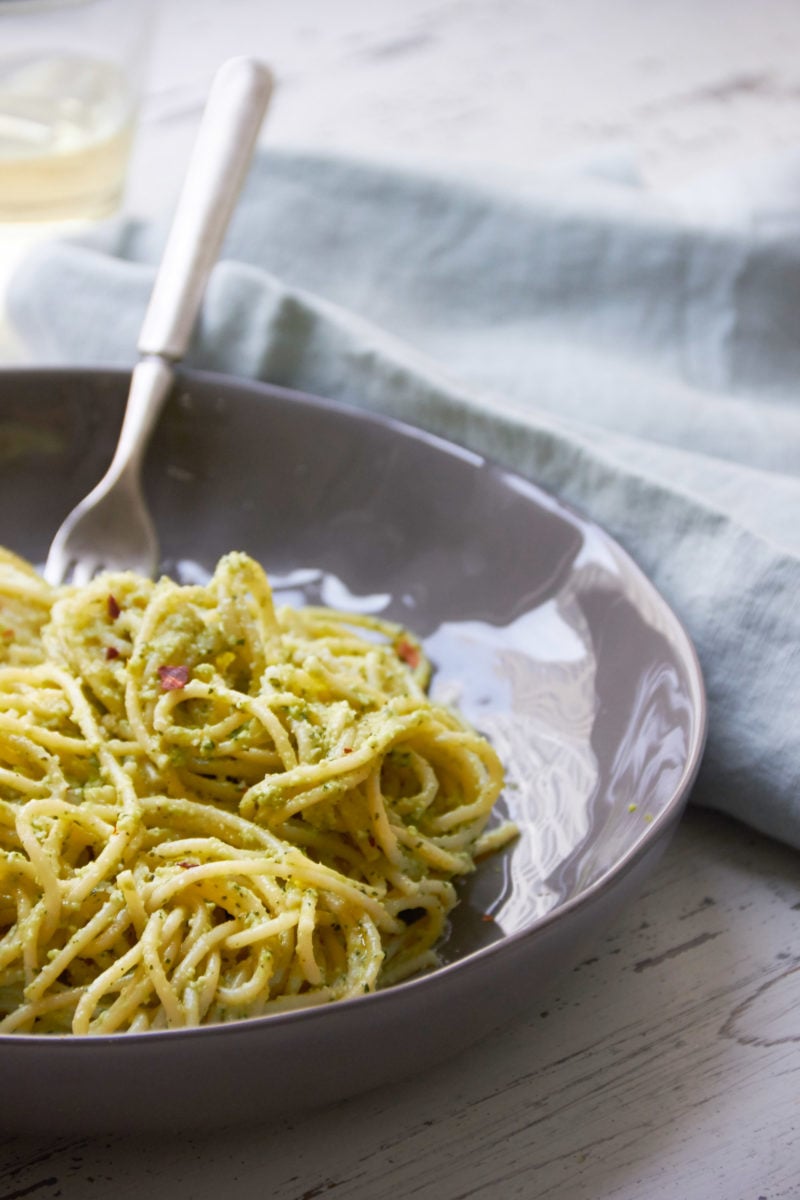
top-left (0, 0), bottom-right (153, 222)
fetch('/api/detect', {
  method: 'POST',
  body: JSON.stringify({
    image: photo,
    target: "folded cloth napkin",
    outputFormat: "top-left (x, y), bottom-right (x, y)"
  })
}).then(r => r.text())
top-left (7, 148), bottom-right (800, 849)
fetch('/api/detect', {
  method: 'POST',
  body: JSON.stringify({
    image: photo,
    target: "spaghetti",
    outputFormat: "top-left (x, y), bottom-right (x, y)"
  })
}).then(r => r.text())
top-left (0, 548), bottom-right (512, 1035)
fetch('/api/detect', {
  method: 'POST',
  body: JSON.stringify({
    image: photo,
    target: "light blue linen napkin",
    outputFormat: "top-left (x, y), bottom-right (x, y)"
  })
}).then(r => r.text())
top-left (7, 148), bottom-right (800, 848)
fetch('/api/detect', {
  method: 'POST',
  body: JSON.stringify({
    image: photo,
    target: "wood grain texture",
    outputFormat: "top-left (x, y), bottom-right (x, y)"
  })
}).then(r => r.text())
top-left (127, 0), bottom-right (800, 221)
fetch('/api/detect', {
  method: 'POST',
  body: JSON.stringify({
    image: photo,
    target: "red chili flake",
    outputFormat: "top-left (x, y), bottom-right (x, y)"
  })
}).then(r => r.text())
top-left (107, 594), bottom-right (121, 620)
top-left (395, 638), bottom-right (420, 669)
top-left (157, 664), bottom-right (189, 691)
top-left (105, 646), bottom-right (120, 660)
top-left (179, 861), bottom-right (196, 869)
top-left (343, 746), bottom-right (353, 754)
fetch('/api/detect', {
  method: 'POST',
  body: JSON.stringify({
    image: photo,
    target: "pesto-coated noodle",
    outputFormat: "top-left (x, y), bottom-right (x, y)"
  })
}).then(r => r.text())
top-left (0, 548), bottom-right (513, 1034)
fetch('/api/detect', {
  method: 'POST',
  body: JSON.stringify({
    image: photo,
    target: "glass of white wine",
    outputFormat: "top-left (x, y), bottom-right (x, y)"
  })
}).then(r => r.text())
top-left (0, 0), bottom-right (153, 223)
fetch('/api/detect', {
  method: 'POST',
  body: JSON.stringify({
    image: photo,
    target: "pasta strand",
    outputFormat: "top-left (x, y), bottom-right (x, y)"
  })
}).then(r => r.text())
top-left (0, 550), bottom-right (514, 1034)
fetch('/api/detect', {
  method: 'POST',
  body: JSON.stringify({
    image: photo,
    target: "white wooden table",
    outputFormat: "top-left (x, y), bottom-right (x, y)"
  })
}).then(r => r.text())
top-left (3, 3), bottom-right (800, 1195)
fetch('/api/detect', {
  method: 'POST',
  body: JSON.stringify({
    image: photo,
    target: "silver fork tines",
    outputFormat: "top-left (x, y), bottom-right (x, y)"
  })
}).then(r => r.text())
top-left (42, 361), bottom-right (170, 585)
top-left (42, 57), bottom-right (274, 588)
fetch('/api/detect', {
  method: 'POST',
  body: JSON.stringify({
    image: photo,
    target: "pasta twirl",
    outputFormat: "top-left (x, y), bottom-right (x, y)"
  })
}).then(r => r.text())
top-left (0, 549), bottom-right (513, 1035)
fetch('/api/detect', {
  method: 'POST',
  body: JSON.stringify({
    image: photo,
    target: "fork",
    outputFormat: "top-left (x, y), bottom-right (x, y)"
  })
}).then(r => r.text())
top-left (43, 57), bottom-right (273, 587)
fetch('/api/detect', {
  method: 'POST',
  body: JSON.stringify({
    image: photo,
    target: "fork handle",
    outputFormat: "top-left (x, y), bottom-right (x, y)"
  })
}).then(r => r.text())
top-left (137, 57), bottom-right (274, 360)
top-left (104, 357), bottom-right (175, 484)
top-left (107, 58), bottom-right (272, 485)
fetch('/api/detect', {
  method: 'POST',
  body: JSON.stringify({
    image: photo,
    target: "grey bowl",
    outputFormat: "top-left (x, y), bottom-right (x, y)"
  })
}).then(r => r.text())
top-left (0, 367), bottom-right (706, 1135)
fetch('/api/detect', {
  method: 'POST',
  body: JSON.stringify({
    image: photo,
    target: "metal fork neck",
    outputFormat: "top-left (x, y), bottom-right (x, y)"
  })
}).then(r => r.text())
top-left (105, 357), bottom-right (175, 486)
